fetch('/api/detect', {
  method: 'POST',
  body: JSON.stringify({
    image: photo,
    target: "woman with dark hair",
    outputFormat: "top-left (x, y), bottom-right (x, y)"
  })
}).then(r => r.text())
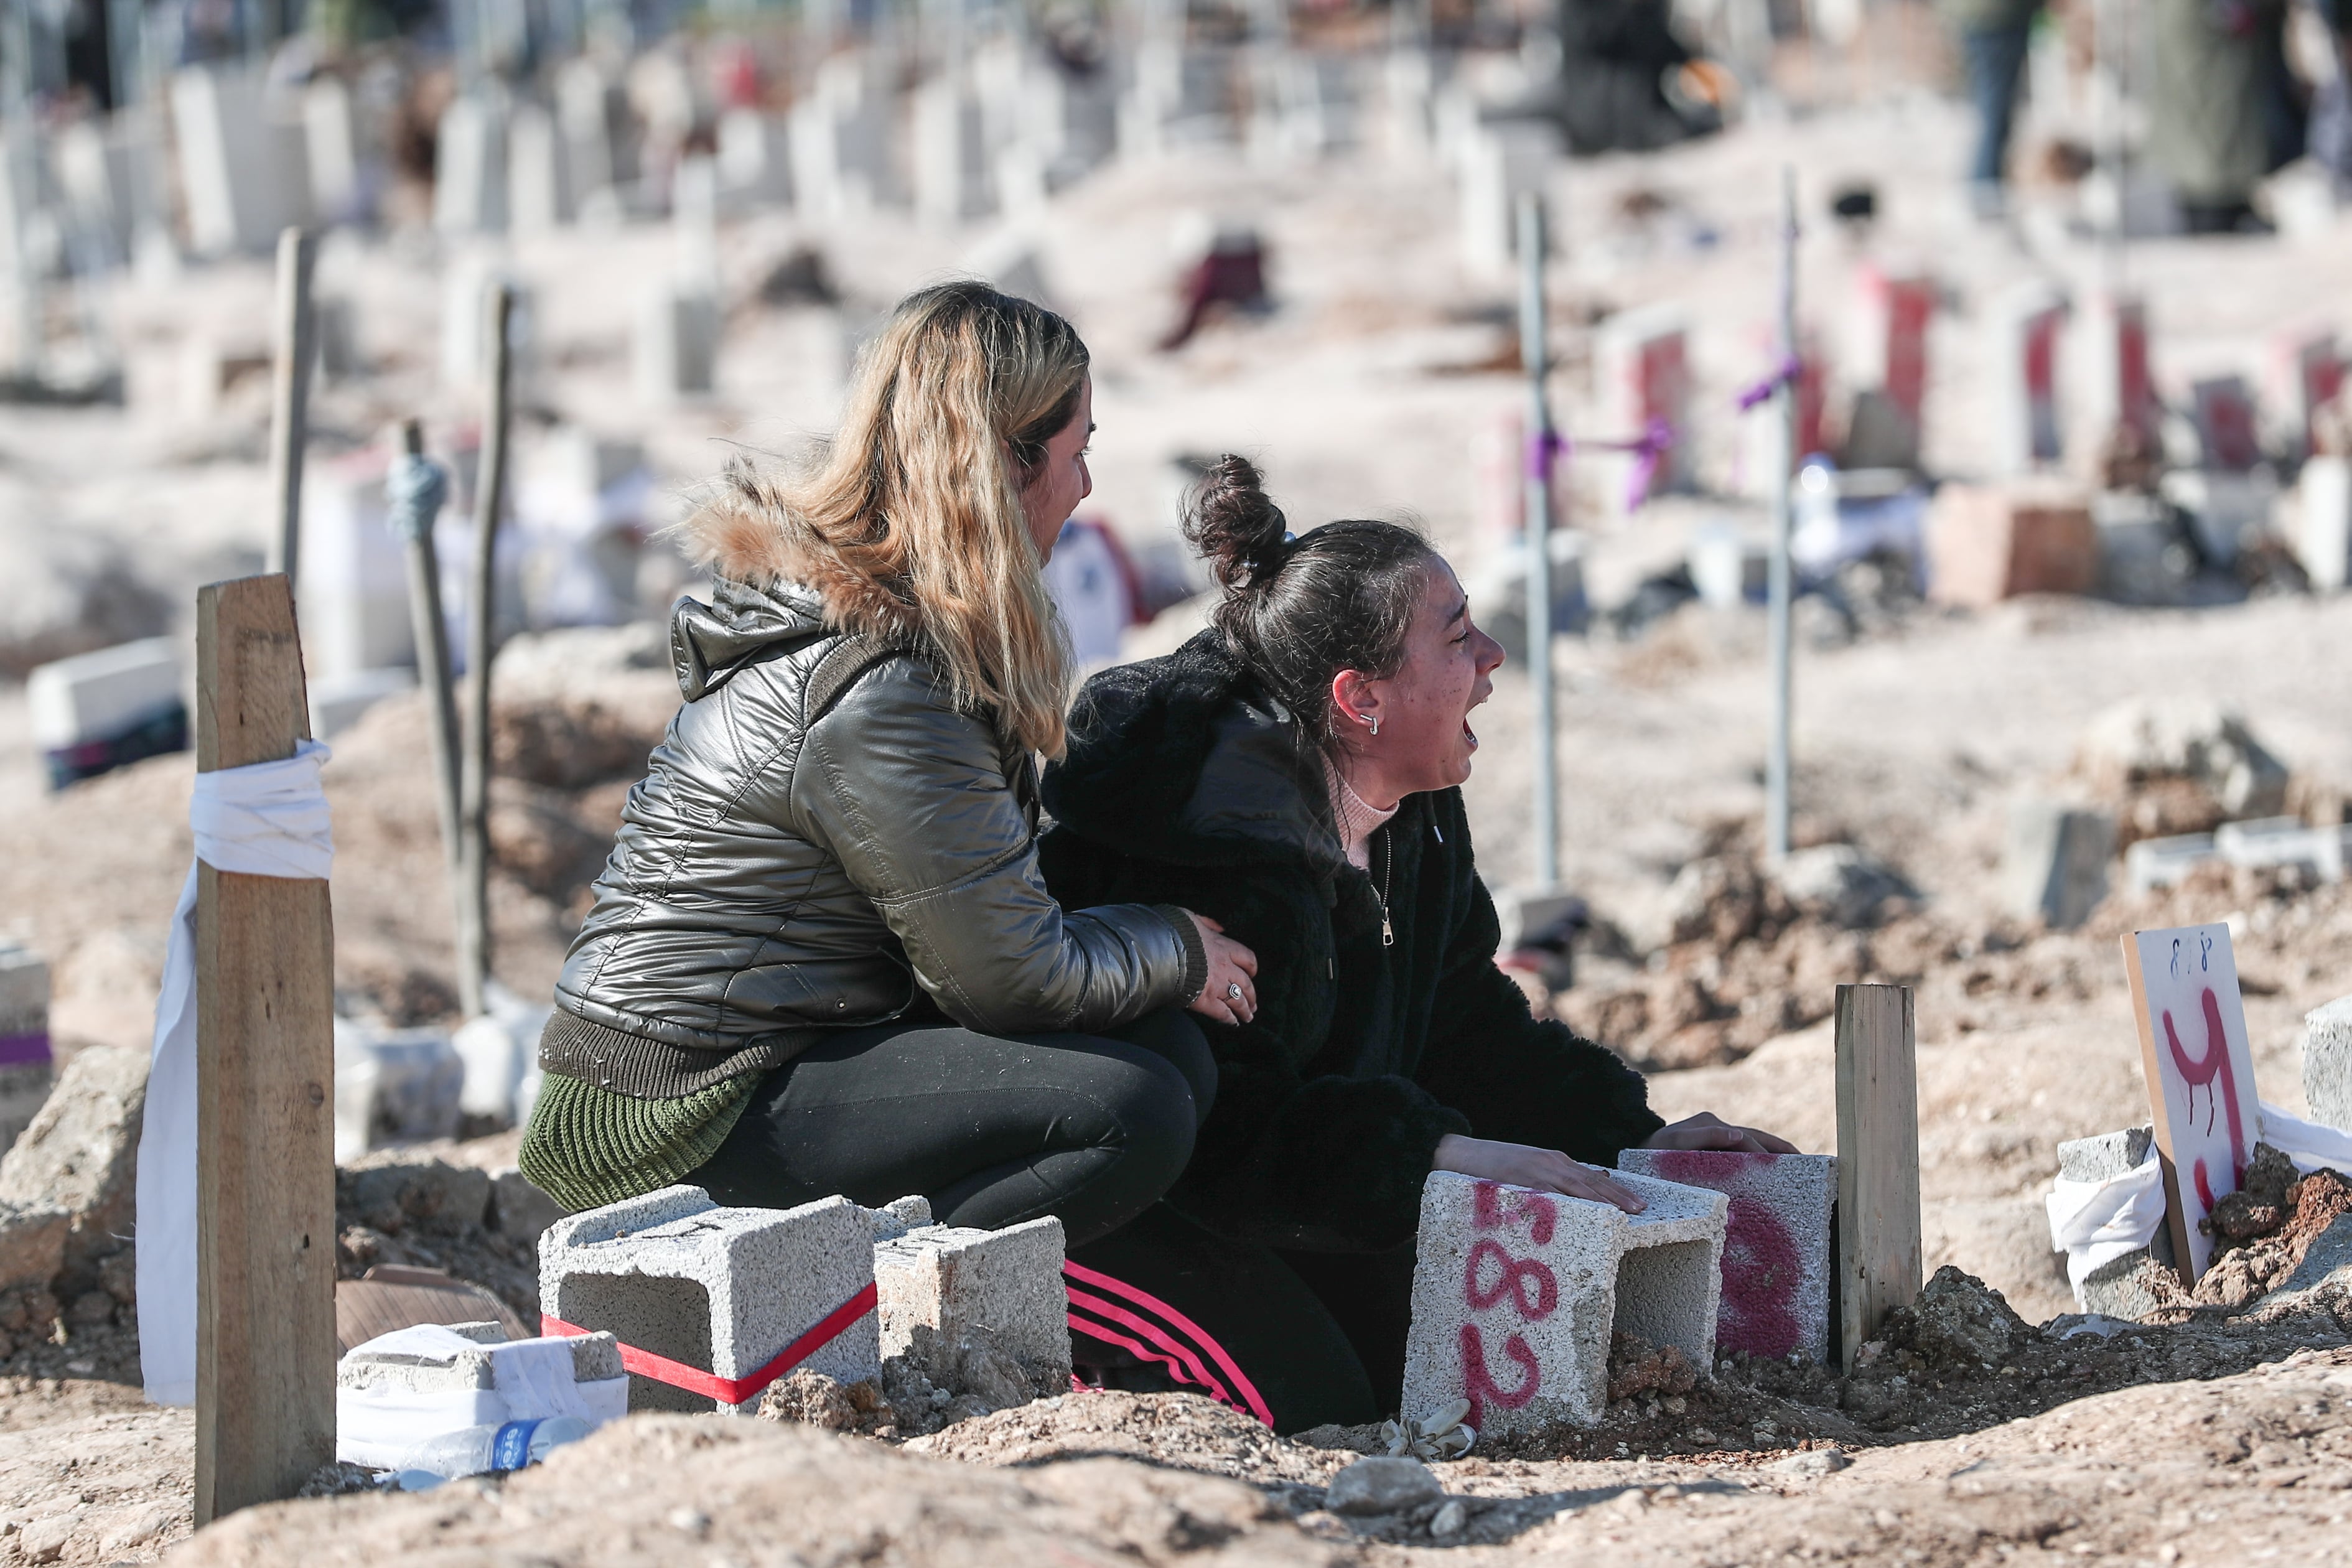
top-left (1039, 455), bottom-right (1789, 1434)
top-left (520, 283), bottom-right (1259, 1263)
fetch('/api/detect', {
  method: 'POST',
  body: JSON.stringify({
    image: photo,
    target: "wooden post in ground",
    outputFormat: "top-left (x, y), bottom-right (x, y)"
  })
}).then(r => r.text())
top-left (393, 420), bottom-right (464, 877)
top-left (194, 574), bottom-right (337, 1524)
top-left (457, 282), bottom-right (515, 1019)
top-left (1834, 981), bottom-right (1921, 1371)
top-left (264, 229), bottom-right (319, 582)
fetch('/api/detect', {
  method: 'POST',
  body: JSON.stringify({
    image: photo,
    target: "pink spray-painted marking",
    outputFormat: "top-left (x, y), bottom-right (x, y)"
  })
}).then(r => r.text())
top-left (1641, 1151), bottom-right (1805, 1359)
top-left (1461, 1181), bottom-right (1564, 1424)
top-left (2165, 987), bottom-right (2248, 1194)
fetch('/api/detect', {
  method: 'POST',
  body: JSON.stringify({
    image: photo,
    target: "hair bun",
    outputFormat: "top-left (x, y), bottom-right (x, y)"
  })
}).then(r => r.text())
top-left (1181, 454), bottom-right (1288, 592)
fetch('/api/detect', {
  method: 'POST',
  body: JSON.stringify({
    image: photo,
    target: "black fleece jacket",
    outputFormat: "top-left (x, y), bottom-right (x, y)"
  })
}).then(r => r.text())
top-left (1039, 631), bottom-right (1664, 1256)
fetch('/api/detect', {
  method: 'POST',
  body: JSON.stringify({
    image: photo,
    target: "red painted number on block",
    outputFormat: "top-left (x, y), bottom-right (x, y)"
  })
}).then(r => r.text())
top-left (1465, 1239), bottom-right (1558, 1320)
top-left (1459, 1323), bottom-right (1540, 1432)
top-left (1472, 1180), bottom-right (1556, 1244)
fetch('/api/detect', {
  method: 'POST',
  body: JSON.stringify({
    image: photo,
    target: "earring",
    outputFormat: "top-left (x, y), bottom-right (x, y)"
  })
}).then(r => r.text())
top-left (1368, 716), bottom-right (1380, 737)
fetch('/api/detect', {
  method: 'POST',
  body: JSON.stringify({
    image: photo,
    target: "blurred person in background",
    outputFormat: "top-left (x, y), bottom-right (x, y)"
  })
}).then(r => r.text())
top-left (1941, 0), bottom-right (2046, 218)
top-left (2149, 0), bottom-right (2328, 231)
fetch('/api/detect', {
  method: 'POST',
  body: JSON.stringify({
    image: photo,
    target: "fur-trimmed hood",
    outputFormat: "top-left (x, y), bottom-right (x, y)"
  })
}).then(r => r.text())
top-left (1046, 630), bottom-right (1346, 876)
top-left (678, 464), bottom-right (919, 645)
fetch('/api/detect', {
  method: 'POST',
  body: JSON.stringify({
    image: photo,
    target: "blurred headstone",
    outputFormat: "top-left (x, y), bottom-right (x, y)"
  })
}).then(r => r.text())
top-left (171, 63), bottom-right (307, 255)
top-left (1992, 284), bottom-right (2069, 472)
top-left (2189, 376), bottom-right (2262, 471)
top-left (508, 103), bottom-right (571, 233)
top-left (436, 95), bottom-right (509, 236)
top-left (27, 638), bottom-right (187, 789)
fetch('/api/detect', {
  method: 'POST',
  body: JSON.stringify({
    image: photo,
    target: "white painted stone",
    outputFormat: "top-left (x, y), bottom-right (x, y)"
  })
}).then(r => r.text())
top-left (308, 666), bottom-right (414, 740)
top-left (915, 78), bottom-right (993, 226)
top-left (1618, 1149), bottom-right (1836, 1366)
top-left (333, 1019), bottom-right (463, 1160)
top-left (2055, 1126), bottom-right (2172, 1318)
top-left (2306, 997), bottom-right (2352, 1134)
top-left (2216, 816), bottom-right (2347, 882)
top-left (2002, 802), bottom-right (2116, 929)
top-left (304, 77), bottom-right (366, 225)
top-left (1991, 283), bottom-right (2070, 473)
top-left (540, 1185), bottom-right (881, 1414)
top-left (507, 103), bottom-right (571, 233)
top-left (435, 95), bottom-right (509, 236)
top-left (633, 284), bottom-right (719, 405)
top-left (300, 459), bottom-right (418, 681)
top-left (717, 108), bottom-right (791, 206)
top-left (1593, 303), bottom-right (1696, 500)
top-left (874, 1216), bottom-right (1070, 1386)
top-left (555, 58), bottom-right (623, 208)
top-left (2074, 292), bottom-right (2160, 454)
top-left (1457, 118), bottom-right (1557, 279)
top-left (2296, 456), bottom-right (2352, 591)
top-left (170, 63), bottom-right (307, 256)
top-left (1401, 1169), bottom-right (1725, 1435)
top-left (2124, 832), bottom-right (2218, 894)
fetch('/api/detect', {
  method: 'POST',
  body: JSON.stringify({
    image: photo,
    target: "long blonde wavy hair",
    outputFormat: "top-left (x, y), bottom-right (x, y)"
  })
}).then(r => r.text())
top-left (687, 281), bottom-right (1088, 757)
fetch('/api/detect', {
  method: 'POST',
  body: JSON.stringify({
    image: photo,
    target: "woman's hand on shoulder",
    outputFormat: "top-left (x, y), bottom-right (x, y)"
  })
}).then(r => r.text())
top-left (1430, 1133), bottom-right (1646, 1214)
top-left (1183, 912), bottom-right (1259, 1027)
top-left (1642, 1111), bottom-right (1798, 1155)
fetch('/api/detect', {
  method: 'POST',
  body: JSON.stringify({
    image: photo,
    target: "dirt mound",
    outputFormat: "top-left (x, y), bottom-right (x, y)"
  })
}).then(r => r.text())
top-left (177, 1414), bottom-right (1345, 1568)
top-left (908, 1388), bottom-right (1348, 1486)
top-left (334, 1155), bottom-right (539, 1323)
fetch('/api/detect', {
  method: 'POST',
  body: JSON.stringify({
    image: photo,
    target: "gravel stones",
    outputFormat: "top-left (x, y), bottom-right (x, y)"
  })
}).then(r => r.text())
top-left (1324, 1457), bottom-right (1444, 1516)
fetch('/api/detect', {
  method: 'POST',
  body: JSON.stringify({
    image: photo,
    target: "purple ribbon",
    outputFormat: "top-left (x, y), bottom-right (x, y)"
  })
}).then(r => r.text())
top-left (0, 1033), bottom-right (51, 1068)
top-left (1526, 419), bottom-right (1678, 510)
top-left (1735, 353), bottom-right (1803, 413)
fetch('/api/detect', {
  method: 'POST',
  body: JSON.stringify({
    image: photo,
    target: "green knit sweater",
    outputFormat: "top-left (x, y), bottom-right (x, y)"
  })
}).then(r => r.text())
top-left (518, 1068), bottom-right (762, 1215)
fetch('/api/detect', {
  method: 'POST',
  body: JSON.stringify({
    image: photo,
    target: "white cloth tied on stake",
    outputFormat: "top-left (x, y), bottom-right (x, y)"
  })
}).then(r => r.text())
top-left (136, 739), bottom-right (335, 1406)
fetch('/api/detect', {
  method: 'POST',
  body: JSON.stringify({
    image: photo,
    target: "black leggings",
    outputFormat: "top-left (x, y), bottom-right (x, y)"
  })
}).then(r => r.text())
top-left (688, 1009), bottom-right (1214, 1249)
top-left (1067, 1202), bottom-right (1416, 1435)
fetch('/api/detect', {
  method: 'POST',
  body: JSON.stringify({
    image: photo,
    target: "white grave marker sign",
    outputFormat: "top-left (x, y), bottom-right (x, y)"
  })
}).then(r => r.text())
top-left (2123, 922), bottom-right (2259, 1282)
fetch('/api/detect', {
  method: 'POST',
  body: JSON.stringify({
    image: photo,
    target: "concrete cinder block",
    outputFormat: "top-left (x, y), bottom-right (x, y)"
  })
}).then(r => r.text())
top-left (2055, 1125), bottom-right (2175, 1318)
top-left (1618, 1149), bottom-right (1836, 1365)
top-left (27, 638), bottom-right (187, 789)
top-left (2002, 802), bottom-right (2116, 930)
top-left (2216, 818), bottom-right (2348, 882)
top-left (1926, 482), bottom-right (2098, 606)
top-left (874, 1215), bottom-right (1069, 1389)
top-left (1401, 1170), bottom-right (1725, 1435)
top-left (540, 1185), bottom-right (880, 1415)
top-left (2305, 997), bottom-right (2352, 1134)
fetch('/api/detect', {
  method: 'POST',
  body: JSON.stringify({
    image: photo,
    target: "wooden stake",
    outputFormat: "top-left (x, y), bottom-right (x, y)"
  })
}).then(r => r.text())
top-left (264, 229), bottom-right (319, 582)
top-left (458, 283), bottom-right (516, 1019)
top-left (395, 421), bottom-right (464, 879)
top-left (1835, 981), bottom-right (1921, 1370)
top-left (194, 574), bottom-right (336, 1524)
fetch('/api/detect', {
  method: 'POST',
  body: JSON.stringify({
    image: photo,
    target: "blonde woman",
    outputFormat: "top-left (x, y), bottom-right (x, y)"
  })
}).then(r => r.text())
top-left (520, 282), bottom-right (1256, 1246)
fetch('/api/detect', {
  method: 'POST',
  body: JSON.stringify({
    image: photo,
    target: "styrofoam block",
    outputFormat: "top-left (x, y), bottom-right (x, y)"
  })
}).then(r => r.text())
top-left (1618, 1149), bottom-right (1835, 1365)
top-left (540, 1185), bottom-right (880, 1415)
top-left (874, 1216), bottom-right (1069, 1386)
top-left (1401, 1169), bottom-right (1725, 1435)
top-left (2306, 997), bottom-right (2352, 1134)
top-left (335, 1320), bottom-right (627, 1469)
top-left (27, 638), bottom-right (182, 750)
top-left (2002, 802), bottom-right (2116, 929)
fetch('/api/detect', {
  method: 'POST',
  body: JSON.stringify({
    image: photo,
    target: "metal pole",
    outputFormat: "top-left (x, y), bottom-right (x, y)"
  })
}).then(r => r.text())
top-left (1516, 189), bottom-right (1559, 892)
top-left (458, 283), bottom-right (516, 1019)
top-left (1765, 166), bottom-right (1797, 864)
top-left (264, 228), bottom-right (317, 582)
top-left (391, 421), bottom-right (464, 884)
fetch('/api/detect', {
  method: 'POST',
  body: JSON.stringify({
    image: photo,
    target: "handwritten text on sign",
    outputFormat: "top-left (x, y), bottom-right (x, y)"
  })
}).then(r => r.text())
top-left (2125, 922), bottom-right (2260, 1282)
top-left (1458, 1181), bottom-right (1562, 1429)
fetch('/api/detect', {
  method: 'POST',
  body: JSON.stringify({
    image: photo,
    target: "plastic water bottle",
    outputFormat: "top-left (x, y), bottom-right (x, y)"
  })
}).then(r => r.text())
top-left (393, 1416), bottom-right (591, 1490)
